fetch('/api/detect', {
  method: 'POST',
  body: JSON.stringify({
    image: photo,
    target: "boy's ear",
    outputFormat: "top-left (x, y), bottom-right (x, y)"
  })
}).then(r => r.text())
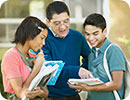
top-left (46, 18), bottom-right (51, 27)
top-left (103, 28), bottom-right (107, 36)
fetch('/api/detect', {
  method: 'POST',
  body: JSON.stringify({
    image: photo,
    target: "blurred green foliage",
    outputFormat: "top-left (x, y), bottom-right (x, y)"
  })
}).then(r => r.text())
top-left (126, 39), bottom-right (130, 49)
top-left (0, 48), bottom-right (10, 99)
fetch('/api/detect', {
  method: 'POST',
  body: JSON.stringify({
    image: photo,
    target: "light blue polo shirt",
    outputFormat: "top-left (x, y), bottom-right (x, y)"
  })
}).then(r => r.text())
top-left (87, 39), bottom-right (126, 100)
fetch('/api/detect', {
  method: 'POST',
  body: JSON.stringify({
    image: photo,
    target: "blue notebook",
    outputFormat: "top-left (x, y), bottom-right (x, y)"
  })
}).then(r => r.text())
top-left (44, 61), bottom-right (65, 85)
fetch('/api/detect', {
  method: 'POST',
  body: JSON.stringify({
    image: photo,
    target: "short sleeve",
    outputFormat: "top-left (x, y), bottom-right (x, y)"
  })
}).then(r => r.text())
top-left (3, 51), bottom-right (22, 79)
top-left (107, 45), bottom-right (126, 72)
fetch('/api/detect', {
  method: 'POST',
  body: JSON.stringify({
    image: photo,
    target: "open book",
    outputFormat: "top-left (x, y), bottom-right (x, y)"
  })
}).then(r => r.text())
top-left (68, 78), bottom-right (103, 86)
top-left (22, 61), bottom-right (64, 100)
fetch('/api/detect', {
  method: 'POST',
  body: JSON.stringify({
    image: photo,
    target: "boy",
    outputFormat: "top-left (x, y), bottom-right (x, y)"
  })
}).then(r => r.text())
top-left (69, 13), bottom-right (126, 100)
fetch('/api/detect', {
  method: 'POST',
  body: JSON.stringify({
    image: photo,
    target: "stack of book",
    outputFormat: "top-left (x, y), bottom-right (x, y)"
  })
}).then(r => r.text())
top-left (22, 61), bottom-right (64, 100)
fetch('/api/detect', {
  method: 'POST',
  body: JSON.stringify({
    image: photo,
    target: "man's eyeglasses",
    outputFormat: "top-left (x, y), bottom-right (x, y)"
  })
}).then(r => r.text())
top-left (51, 18), bottom-right (70, 27)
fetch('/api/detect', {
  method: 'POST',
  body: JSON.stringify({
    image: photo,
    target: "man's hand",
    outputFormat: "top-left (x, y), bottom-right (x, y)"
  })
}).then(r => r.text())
top-left (78, 67), bottom-right (94, 79)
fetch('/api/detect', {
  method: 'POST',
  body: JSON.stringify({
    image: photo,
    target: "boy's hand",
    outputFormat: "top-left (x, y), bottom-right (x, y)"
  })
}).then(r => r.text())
top-left (68, 82), bottom-right (91, 91)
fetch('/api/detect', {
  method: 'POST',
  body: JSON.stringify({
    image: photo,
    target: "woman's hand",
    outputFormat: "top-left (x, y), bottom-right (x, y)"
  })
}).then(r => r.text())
top-left (78, 67), bottom-right (94, 79)
top-left (34, 49), bottom-right (45, 68)
top-left (25, 86), bottom-right (49, 99)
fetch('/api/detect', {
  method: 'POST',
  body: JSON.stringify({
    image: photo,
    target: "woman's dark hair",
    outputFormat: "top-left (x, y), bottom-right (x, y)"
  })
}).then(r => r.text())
top-left (83, 13), bottom-right (106, 31)
top-left (12, 16), bottom-right (48, 46)
top-left (46, 1), bottom-right (70, 20)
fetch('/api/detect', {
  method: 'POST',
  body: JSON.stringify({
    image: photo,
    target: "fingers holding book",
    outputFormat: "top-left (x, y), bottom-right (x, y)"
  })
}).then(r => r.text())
top-left (25, 86), bottom-right (49, 99)
top-left (68, 82), bottom-right (91, 91)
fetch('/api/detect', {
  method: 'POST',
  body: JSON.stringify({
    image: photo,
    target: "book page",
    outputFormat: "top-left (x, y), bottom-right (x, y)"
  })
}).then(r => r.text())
top-left (68, 78), bottom-right (103, 86)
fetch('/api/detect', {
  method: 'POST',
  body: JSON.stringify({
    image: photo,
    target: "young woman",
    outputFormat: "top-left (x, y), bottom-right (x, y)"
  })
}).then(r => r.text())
top-left (1, 16), bottom-right (48, 100)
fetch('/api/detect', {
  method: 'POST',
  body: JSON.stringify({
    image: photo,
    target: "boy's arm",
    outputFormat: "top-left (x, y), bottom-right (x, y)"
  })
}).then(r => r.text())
top-left (68, 70), bottom-right (124, 91)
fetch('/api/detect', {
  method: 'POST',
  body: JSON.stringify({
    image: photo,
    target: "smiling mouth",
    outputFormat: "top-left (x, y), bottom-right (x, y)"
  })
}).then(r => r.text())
top-left (90, 40), bottom-right (96, 45)
top-left (60, 30), bottom-right (66, 33)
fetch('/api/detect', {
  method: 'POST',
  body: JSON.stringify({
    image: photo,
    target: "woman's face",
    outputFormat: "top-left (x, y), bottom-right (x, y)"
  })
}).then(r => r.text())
top-left (28, 29), bottom-right (48, 52)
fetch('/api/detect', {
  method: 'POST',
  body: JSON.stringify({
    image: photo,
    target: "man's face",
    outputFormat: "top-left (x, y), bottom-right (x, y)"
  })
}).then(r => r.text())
top-left (46, 12), bottom-right (70, 38)
top-left (84, 25), bottom-right (107, 48)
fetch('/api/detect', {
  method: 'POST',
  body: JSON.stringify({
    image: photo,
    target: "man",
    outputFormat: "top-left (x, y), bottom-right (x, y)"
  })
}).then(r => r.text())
top-left (68, 13), bottom-right (126, 100)
top-left (42, 1), bottom-right (91, 100)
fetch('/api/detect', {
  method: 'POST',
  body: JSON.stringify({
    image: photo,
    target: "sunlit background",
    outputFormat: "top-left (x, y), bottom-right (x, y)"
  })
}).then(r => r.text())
top-left (0, 0), bottom-right (130, 99)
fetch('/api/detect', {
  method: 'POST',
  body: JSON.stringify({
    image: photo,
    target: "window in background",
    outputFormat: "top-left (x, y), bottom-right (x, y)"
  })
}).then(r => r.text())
top-left (0, 0), bottom-right (52, 47)
top-left (0, 0), bottom-right (103, 47)
top-left (64, 0), bottom-right (103, 32)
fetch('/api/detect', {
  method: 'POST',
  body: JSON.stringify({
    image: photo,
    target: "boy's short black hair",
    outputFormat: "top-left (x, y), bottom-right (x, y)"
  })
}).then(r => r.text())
top-left (46, 1), bottom-right (70, 20)
top-left (12, 16), bottom-right (48, 46)
top-left (83, 13), bottom-right (106, 31)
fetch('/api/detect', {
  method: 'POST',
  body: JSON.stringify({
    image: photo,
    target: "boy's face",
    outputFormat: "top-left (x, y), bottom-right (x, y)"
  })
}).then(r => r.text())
top-left (46, 12), bottom-right (70, 38)
top-left (84, 25), bottom-right (107, 48)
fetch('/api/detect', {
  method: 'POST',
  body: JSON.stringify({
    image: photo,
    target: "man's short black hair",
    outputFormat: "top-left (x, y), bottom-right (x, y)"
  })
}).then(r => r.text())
top-left (46, 1), bottom-right (70, 20)
top-left (83, 13), bottom-right (106, 31)
top-left (12, 16), bottom-right (48, 46)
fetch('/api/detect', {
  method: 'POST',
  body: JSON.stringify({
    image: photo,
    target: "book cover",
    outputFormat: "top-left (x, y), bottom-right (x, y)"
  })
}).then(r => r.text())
top-left (44, 61), bottom-right (65, 85)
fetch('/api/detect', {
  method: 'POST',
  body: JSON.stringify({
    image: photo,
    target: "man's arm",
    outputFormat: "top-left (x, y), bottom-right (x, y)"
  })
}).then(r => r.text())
top-left (80, 35), bottom-right (91, 69)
